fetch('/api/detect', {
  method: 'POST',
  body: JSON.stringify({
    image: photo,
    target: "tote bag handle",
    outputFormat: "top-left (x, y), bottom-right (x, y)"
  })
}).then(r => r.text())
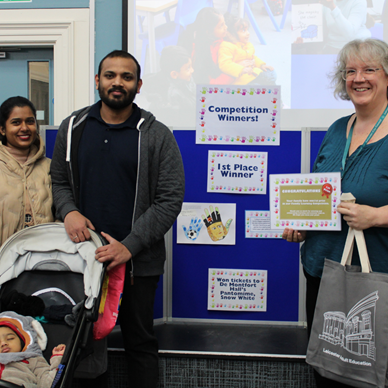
top-left (339, 193), bottom-right (372, 273)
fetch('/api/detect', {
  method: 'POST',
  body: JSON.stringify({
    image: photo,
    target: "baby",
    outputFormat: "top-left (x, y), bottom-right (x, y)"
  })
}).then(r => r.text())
top-left (0, 311), bottom-right (65, 388)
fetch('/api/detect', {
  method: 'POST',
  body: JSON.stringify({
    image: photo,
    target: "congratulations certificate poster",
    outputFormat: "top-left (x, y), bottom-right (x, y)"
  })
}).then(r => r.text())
top-left (269, 173), bottom-right (341, 231)
top-left (196, 85), bottom-right (281, 145)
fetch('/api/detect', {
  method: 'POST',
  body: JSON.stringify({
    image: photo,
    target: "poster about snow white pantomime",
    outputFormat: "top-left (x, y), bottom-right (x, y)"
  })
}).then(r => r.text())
top-left (269, 173), bottom-right (341, 231)
top-left (207, 151), bottom-right (267, 194)
top-left (196, 85), bottom-right (281, 145)
top-left (177, 203), bottom-right (236, 245)
top-left (208, 268), bottom-right (267, 311)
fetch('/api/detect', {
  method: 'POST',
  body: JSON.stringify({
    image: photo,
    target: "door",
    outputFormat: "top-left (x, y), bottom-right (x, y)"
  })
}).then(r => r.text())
top-left (0, 47), bottom-right (54, 126)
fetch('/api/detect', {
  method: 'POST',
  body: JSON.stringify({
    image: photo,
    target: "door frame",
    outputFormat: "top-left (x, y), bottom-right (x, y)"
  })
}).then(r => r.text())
top-left (0, 8), bottom-right (93, 124)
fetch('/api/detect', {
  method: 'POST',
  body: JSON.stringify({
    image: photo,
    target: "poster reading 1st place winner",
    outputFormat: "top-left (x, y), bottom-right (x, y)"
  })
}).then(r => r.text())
top-left (269, 173), bottom-right (341, 231)
top-left (207, 150), bottom-right (267, 194)
top-left (196, 84), bottom-right (281, 145)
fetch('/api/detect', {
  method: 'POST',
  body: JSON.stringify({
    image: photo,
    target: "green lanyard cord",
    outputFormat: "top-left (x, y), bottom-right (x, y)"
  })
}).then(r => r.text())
top-left (341, 104), bottom-right (388, 178)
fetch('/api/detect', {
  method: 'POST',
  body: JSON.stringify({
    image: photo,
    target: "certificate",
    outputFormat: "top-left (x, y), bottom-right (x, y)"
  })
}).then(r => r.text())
top-left (269, 173), bottom-right (341, 231)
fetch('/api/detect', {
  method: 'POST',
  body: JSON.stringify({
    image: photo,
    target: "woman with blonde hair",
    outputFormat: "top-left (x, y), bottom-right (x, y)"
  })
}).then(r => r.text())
top-left (283, 38), bottom-right (388, 387)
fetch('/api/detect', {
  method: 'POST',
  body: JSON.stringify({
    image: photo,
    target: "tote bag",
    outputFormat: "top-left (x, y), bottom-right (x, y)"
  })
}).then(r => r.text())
top-left (306, 227), bottom-right (388, 388)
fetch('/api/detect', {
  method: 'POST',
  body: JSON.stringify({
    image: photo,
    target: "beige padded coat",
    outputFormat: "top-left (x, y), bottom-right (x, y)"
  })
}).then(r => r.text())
top-left (0, 136), bottom-right (53, 246)
top-left (0, 355), bottom-right (62, 388)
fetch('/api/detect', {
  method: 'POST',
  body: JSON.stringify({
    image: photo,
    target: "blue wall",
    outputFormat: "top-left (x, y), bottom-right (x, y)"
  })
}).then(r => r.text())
top-left (94, 0), bottom-right (123, 101)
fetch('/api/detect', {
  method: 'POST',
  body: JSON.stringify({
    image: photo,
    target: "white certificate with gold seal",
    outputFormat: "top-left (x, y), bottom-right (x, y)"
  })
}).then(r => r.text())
top-left (269, 173), bottom-right (341, 231)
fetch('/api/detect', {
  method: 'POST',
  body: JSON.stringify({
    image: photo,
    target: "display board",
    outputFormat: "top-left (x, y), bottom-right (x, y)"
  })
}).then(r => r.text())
top-left (310, 130), bottom-right (327, 171)
top-left (173, 130), bottom-right (302, 322)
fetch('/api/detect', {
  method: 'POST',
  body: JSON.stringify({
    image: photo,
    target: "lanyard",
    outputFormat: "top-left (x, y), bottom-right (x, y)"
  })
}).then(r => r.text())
top-left (341, 104), bottom-right (388, 178)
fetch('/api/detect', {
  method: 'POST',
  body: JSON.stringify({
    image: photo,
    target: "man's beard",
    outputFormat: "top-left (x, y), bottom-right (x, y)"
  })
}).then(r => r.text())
top-left (98, 84), bottom-right (137, 110)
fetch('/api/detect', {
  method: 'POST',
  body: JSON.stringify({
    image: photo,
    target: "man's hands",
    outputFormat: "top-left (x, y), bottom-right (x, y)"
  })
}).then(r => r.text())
top-left (64, 211), bottom-right (95, 242)
top-left (64, 212), bottom-right (132, 270)
top-left (95, 232), bottom-right (132, 271)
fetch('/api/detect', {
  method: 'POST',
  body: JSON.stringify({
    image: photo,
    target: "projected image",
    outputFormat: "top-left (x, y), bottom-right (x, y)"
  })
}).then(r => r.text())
top-left (133, 0), bottom-right (386, 126)
top-left (292, 0), bottom-right (384, 54)
top-left (135, 0), bottom-right (291, 127)
top-left (291, 0), bottom-right (386, 109)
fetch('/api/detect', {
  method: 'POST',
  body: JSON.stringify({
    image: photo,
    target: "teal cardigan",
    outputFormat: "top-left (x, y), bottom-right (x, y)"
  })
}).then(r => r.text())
top-left (302, 114), bottom-right (388, 277)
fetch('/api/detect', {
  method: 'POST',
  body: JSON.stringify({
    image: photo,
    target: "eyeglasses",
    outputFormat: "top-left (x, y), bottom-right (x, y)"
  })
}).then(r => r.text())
top-left (341, 68), bottom-right (381, 81)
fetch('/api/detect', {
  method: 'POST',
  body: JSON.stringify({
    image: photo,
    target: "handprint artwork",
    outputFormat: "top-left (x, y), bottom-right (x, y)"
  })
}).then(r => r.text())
top-left (182, 217), bottom-right (203, 241)
top-left (177, 203), bottom-right (236, 245)
top-left (202, 206), bottom-right (233, 241)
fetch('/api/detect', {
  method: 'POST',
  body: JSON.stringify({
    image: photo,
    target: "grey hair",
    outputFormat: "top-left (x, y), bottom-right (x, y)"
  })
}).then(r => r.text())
top-left (331, 38), bottom-right (388, 100)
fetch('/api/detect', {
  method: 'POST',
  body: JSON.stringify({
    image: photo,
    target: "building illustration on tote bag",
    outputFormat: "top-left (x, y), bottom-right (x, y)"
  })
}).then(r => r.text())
top-left (318, 291), bottom-right (378, 361)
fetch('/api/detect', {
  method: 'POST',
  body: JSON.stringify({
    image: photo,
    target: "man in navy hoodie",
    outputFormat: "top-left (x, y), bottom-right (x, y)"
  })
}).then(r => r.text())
top-left (51, 50), bottom-right (185, 388)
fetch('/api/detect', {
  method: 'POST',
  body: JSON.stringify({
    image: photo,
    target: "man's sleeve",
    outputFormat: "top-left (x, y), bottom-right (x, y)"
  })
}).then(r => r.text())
top-left (50, 116), bottom-right (79, 221)
top-left (121, 126), bottom-right (185, 256)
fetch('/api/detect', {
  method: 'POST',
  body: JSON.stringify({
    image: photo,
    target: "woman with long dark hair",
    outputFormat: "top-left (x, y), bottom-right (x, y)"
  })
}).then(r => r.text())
top-left (0, 96), bottom-right (53, 246)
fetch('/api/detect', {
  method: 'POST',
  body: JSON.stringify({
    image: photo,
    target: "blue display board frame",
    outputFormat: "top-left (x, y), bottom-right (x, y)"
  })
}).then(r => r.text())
top-left (172, 130), bottom-right (303, 322)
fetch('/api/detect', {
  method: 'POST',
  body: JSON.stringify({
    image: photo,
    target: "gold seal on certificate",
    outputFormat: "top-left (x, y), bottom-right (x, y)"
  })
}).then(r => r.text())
top-left (269, 173), bottom-right (341, 231)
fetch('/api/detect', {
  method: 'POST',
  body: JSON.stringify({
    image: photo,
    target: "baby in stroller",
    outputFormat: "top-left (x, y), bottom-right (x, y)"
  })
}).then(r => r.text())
top-left (0, 311), bottom-right (65, 388)
top-left (0, 223), bottom-right (107, 388)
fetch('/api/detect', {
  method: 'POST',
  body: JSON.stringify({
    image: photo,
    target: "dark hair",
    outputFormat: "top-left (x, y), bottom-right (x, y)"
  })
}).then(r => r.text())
top-left (192, 7), bottom-right (224, 83)
top-left (160, 46), bottom-right (190, 74)
top-left (0, 96), bottom-right (37, 146)
top-left (98, 50), bottom-right (141, 82)
top-left (224, 13), bottom-right (249, 43)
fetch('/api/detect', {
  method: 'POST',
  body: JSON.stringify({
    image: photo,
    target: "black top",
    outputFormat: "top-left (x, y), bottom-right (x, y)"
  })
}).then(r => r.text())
top-left (78, 101), bottom-right (140, 240)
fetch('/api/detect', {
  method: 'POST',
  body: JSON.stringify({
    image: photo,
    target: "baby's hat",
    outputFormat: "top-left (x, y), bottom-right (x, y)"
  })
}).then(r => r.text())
top-left (0, 311), bottom-right (47, 364)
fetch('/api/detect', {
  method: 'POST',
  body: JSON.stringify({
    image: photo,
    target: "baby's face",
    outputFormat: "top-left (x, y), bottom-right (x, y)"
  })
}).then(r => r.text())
top-left (0, 327), bottom-right (22, 353)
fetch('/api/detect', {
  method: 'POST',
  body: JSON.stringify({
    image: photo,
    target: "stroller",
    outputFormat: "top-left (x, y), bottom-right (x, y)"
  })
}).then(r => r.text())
top-left (0, 222), bottom-right (106, 388)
